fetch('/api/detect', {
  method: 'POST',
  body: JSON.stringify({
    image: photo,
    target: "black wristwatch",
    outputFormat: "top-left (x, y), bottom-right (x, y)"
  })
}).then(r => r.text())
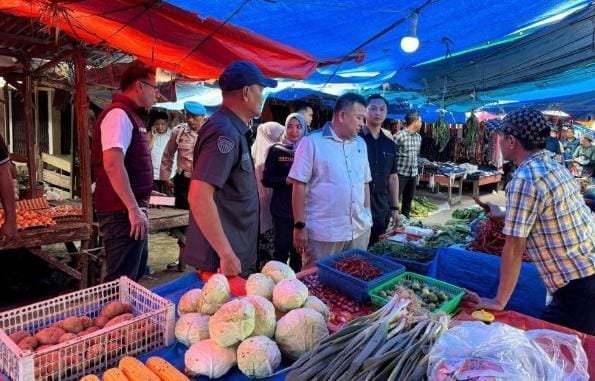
top-left (390, 206), bottom-right (399, 211)
top-left (293, 221), bottom-right (306, 229)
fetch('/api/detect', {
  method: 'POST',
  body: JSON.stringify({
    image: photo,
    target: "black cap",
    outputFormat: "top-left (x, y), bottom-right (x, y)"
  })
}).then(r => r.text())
top-left (496, 108), bottom-right (549, 145)
top-left (219, 61), bottom-right (278, 91)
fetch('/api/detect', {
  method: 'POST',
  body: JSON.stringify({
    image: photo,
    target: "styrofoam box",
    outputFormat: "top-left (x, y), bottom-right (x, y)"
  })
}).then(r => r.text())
top-left (0, 277), bottom-right (175, 381)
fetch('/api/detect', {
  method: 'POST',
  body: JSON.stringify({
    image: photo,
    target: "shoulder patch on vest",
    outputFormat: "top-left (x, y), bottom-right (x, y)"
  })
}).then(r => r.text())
top-left (217, 136), bottom-right (235, 154)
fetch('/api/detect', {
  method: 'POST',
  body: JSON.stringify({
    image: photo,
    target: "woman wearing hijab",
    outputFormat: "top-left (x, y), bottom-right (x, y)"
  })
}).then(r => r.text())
top-left (262, 113), bottom-right (308, 271)
top-left (252, 122), bottom-right (286, 267)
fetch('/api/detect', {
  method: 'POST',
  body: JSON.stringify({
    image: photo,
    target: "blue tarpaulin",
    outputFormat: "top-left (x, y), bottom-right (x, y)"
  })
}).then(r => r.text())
top-left (163, 0), bottom-right (594, 116)
top-left (428, 247), bottom-right (548, 318)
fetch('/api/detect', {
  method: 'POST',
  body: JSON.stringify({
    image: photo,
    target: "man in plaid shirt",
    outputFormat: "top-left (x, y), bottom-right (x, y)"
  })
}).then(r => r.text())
top-left (393, 111), bottom-right (422, 217)
top-left (468, 108), bottom-right (595, 334)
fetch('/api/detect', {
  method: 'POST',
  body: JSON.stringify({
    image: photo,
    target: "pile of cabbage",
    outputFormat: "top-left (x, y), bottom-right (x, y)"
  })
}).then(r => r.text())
top-left (175, 261), bottom-right (329, 379)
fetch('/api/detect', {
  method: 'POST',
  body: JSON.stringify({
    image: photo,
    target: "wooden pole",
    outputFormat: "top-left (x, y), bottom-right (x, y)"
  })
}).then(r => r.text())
top-left (22, 60), bottom-right (37, 193)
top-left (73, 50), bottom-right (92, 225)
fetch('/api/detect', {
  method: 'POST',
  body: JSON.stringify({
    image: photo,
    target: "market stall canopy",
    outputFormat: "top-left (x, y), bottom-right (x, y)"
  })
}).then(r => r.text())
top-left (0, 0), bottom-right (317, 80)
top-left (166, 1), bottom-right (590, 85)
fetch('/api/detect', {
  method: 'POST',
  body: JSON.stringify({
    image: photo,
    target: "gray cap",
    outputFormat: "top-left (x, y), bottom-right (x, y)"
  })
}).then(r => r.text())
top-left (219, 61), bottom-right (278, 91)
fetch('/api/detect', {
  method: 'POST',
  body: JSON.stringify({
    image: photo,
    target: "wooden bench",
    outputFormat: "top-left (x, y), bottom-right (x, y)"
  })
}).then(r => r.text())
top-left (463, 174), bottom-right (501, 198)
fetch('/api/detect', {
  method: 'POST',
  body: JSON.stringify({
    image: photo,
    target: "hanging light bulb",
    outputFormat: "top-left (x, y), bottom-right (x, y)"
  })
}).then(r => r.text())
top-left (400, 12), bottom-right (420, 53)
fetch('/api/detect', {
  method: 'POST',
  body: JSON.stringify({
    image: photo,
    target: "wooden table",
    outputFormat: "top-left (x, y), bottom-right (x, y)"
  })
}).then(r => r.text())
top-left (463, 174), bottom-right (501, 197)
top-left (0, 221), bottom-right (92, 288)
top-left (90, 207), bottom-right (190, 279)
top-left (419, 173), bottom-right (464, 206)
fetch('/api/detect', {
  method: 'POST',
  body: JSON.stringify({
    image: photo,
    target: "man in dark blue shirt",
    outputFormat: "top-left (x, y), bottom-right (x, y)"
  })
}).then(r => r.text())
top-left (359, 94), bottom-right (399, 245)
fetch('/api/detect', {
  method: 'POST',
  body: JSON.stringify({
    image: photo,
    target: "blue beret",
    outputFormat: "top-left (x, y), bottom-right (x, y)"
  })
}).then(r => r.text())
top-left (184, 101), bottom-right (206, 116)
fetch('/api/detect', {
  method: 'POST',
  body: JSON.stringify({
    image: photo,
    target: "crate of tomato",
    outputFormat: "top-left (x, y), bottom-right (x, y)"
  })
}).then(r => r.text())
top-left (316, 249), bottom-right (405, 303)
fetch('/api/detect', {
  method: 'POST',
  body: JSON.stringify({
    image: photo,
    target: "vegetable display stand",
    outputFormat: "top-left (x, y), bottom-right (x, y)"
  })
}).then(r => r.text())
top-left (316, 249), bottom-right (405, 303)
top-left (379, 242), bottom-right (437, 275)
top-left (0, 277), bottom-right (175, 381)
top-left (369, 272), bottom-right (464, 314)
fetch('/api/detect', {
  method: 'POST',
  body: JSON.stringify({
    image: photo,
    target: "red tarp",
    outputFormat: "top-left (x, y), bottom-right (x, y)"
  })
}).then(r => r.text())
top-left (1, 0), bottom-right (317, 80)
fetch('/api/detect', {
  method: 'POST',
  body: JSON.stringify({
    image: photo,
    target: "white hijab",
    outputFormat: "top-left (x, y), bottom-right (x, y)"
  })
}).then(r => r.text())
top-left (252, 122), bottom-right (285, 232)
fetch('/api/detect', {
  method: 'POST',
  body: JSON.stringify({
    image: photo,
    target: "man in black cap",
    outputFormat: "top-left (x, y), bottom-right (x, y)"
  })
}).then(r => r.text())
top-left (183, 61), bottom-right (277, 279)
top-left (467, 108), bottom-right (595, 334)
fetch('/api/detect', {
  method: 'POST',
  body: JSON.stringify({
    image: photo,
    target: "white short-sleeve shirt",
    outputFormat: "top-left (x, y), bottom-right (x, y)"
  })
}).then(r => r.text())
top-left (100, 109), bottom-right (134, 153)
top-left (288, 122), bottom-right (372, 242)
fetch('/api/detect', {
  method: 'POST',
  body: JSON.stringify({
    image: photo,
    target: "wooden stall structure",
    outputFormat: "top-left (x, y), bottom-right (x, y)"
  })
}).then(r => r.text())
top-left (0, 13), bottom-right (109, 288)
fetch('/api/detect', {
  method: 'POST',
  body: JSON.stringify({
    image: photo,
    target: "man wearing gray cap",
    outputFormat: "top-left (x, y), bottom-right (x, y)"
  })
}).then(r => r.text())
top-left (467, 108), bottom-right (595, 334)
top-left (183, 61), bottom-right (277, 278)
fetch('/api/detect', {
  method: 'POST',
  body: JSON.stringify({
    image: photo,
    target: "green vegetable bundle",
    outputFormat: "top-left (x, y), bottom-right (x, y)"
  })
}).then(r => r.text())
top-left (410, 197), bottom-right (440, 218)
top-left (464, 112), bottom-right (480, 148)
top-left (451, 206), bottom-right (484, 221)
top-left (434, 111), bottom-right (450, 152)
top-left (284, 296), bottom-right (449, 381)
top-left (369, 241), bottom-right (435, 262)
top-left (420, 224), bottom-right (471, 248)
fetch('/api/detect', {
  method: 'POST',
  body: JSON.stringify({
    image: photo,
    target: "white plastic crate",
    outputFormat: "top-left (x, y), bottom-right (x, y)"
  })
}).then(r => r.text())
top-left (0, 276), bottom-right (175, 381)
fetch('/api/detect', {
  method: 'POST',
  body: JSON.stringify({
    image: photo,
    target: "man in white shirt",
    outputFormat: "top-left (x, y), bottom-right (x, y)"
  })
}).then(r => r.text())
top-left (91, 61), bottom-right (158, 281)
top-left (289, 93), bottom-right (372, 269)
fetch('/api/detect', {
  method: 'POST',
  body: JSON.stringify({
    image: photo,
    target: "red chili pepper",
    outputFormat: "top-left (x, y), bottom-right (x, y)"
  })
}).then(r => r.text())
top-left (334, 256), bottom-right (381, 280)
top-left (469, 218), bottom-right (531, 261)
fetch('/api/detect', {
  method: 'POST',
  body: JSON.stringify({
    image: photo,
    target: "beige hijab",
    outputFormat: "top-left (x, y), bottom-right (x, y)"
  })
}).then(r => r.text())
top-left (252, 122), bottom-right (285, 232)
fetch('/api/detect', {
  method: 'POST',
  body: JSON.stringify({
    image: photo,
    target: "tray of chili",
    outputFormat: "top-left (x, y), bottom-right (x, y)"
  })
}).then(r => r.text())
top-left (316, 249), bottom-right (405, 303)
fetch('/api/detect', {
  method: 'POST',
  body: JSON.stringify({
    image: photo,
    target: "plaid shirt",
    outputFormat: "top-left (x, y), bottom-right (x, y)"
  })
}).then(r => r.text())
top-left (503, 149), bottom-right (595, 293)
top-left (394, 129), bottom-right (422, 176)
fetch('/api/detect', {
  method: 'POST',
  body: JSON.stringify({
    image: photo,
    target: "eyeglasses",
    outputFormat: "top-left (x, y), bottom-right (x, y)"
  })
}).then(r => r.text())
top-left (140, 80), bottom-right (159, 90)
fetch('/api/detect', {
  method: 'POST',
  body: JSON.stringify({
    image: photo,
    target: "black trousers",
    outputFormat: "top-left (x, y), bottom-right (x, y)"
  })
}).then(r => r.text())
top-left (369, 216), bottom-right (390, 247)
top-left (398, 175), bottom-right (417, 218)
top-left (272, 215), bottom-right (302, 272)
top-left (173, 174), bottom-right (190, 210)
top-left (97, 210), bottom-right (148, 282)
top-left (541, 273), bottom-right (595, 335)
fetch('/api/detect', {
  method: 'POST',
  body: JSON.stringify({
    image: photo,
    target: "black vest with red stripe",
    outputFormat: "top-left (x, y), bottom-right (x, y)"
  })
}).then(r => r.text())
top-left (92, 94), bottom-right (152, 212)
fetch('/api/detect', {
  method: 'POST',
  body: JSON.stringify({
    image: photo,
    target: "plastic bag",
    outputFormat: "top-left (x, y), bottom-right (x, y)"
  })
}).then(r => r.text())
top-left (427, 321), bottom-right (588, 381)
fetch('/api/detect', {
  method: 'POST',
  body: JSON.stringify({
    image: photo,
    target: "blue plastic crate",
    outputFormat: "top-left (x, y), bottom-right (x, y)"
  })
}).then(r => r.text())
top-left (378, 242), bottom-right (436, 275)
top-left (316, 249), bottom-right (405, 303)
top-left (383, 256), bottom-right (435, 275)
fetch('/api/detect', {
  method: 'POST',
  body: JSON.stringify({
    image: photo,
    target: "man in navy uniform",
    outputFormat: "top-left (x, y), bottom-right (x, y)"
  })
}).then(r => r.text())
top-left (183, 61), bottom-right (277, 278)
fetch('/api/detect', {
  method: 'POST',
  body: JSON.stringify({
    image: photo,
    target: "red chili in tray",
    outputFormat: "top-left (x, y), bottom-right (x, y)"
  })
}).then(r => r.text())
top-left (334, 256), bottom-right (382, 280)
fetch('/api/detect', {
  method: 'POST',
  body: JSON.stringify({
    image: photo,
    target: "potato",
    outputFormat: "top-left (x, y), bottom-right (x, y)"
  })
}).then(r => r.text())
top-left (79, 315), bottom-right (94, 329)
top-left (104, 313), bottom-right (133, 328)
top-left (35, 344), bottom-right (55, 352)
top-left (51, 319), bottom-right (64, 329)
top-left (106, 342), bottom-right (120, 357)
top-left (63, 316), bottom-right (84, 334)
top-left (79, 326), bottom-right (101, 336)
top-left (9, 330), bottom-right (31, 344)
top-left (62, 353), bottom-right (84, 367)
top-left (86, 343), bottom-right (104, 362)
top-left (122, 303), bottom-right (133, 314)
top-left (94, 315), bottom-right (109, 328)
top-left (100, 301), bottom-right (126, 319)
top-left (59, 333), bottom-right (78, 343)
top-left (18, 336), bottom-right (38, 351)
top-left (35, 327), bottom-right (65, 346)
